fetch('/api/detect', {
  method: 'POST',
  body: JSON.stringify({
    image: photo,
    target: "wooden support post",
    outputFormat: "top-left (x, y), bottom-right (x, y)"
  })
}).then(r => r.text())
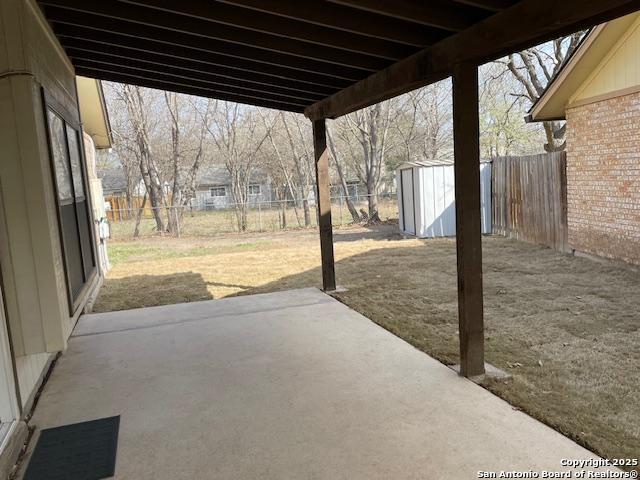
top-left (312, 118), bottom-right (337, 292)
top-left (452, 62), bottom-right (485, 378)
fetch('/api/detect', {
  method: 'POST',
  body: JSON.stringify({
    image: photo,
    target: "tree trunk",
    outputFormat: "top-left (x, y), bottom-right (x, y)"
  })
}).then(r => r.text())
top-left (133, 193), bottom-right (147, 238)
top-left (281, 201), bottom-right (287, 229)
top-left (302, 199), bottom-right (311, 226)
top-left (367, 191), bottom-right (379, 220)
top-left (123, 85), bottom-right (165, 233)
top-left (327, 127), bottom-right (360, 222)
top-left (140, 168), bottom-right (165, 233)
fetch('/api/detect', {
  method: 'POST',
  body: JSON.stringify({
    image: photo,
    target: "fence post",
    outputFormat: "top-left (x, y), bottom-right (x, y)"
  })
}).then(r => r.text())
top-left (258, 202), bottom-right (263, 232)
top-left (339, 196), bottom-right (344, 226)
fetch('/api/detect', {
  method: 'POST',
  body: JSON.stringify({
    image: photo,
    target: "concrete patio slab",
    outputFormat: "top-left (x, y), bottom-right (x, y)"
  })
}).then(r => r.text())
top-left (22, 288), bottom-right (616, 479)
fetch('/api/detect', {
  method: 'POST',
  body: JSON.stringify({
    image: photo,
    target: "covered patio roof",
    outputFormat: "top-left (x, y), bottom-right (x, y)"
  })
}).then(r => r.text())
top-left (34, 0), bottom-right (640, 379)
top-left (37, 0), bottom-right (640, 117)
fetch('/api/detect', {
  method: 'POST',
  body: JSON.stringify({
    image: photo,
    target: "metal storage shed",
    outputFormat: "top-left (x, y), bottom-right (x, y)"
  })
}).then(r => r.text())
top-left (397, 160), bottom-right (492, 238)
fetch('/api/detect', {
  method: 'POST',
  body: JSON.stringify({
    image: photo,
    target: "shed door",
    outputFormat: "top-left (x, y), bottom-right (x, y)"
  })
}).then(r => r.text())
top-left (401, 169), bottom-right (416, 235)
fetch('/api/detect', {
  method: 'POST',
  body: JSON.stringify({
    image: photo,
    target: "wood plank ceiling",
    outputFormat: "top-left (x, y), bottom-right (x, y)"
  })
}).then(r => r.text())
top-left (37, 0), bottom-right (640, 116)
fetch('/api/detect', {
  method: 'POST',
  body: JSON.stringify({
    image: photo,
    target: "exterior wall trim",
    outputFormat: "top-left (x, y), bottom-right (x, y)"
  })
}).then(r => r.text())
top-left (568, 84), bottom-right (640, 110)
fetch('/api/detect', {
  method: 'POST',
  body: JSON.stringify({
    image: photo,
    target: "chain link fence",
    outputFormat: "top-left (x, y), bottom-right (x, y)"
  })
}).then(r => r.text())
top-left (105, 193), bottom-right (398, 240)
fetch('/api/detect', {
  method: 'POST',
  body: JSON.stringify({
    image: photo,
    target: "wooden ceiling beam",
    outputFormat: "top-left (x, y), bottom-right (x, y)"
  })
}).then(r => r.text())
top-left (56, 28), bottom-right (353, 90)
top-left (74, 67), bottom-right (308, 112)
top-left (327, 0), bottom-right (487, 32)
top-left (39, 0), bottom-right (390, 71)
top-left (62, 43), bottom-right (338, 97)
top-left (450, 0), bottom-right (516, 12)
top-left (70, 56), bottom-right (326, 103)
top-left (46, 14), bottom-right (366, 84)
top-left (305, 0), bottom-right (640, 120)
top-left (122, 0), bottom-right (416, 59)
top-left (214, 0), bottom-right (446, 47)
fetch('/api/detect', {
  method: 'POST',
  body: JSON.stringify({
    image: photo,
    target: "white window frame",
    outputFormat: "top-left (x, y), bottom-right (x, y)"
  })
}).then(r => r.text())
top-left (248, 184), bottom-right (261, 196)
top-left (210, 186), bottom-right (226, 197)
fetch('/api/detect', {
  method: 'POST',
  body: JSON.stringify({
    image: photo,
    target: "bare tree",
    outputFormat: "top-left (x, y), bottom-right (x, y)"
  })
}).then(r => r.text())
top-left (395, 81), bottom-right (453, 162)
top-left (121, 84), bottom-right (166, 232)
top-left (334, 100), bottom-right (399, 218)
top-left (479, 62), bottom-right (545, 157)
top-left (280, 112), bottom-right (316, 226)
top-left (327, 126), bottom-right (360, 222)
top-left (206, 102), bottom-right (271, 231)
top-left (497, 32), bottom-right (584, 152)
top-left (164, 92), bottom-right (212, 235)
top-left (259, 110), bottom-right (304, 226)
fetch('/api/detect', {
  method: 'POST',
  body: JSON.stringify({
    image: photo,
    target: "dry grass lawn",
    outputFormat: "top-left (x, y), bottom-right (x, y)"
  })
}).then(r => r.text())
top-left (94, 226), bottom-right (640, 466)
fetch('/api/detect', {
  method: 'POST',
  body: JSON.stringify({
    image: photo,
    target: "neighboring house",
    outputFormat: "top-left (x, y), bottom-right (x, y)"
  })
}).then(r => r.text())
top-left (97, 164), bottom-right (274, 211)
top-left (99, 167), bottom-right (129, 197)
top-left (0, 1), bottom-right (111, 473)
top-left (529, 12), bottom-right (640, 265)
top-left (192, 165), bottom-right (274, 209)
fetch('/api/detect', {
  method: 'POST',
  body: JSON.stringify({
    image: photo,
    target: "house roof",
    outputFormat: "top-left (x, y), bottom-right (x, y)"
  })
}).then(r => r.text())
top-left (76, 76), bottom-right (113, 148)
top-left (35, 0), bottom-right (640, 120)
top-left (196, 165), bottom-right (270, 187)
top-left (528, 12), bottom-right (640, 122)
top-left (197, 165), bottom-right (231, 186)
top-left (98, 167), bottom-right (127, 194)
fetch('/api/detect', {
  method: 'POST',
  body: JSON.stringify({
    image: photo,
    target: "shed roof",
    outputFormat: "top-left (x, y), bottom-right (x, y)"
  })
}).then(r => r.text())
top-left (399, 159), bottom-right (455, 169)
top-left (36, 0), bottom-right (640, 120)
top-left (397, 158), bottom-right (492, 170)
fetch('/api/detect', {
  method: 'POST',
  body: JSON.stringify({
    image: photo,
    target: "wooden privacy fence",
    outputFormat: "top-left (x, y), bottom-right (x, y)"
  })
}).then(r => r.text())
top-left (105, 195), bottom-right (153, 222)
top-left (492, 151), bottom-right (568, 252)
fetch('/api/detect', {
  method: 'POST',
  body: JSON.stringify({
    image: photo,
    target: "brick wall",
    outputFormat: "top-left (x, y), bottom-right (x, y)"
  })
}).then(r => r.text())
top-left (565, 91), bottom-right (640, 264)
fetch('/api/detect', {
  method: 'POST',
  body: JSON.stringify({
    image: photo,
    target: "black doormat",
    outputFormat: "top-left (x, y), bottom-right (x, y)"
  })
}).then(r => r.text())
top-left (24, 416), bottom-right (120, 480)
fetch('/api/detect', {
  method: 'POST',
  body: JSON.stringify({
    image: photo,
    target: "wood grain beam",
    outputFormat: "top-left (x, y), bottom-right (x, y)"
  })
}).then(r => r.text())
top-left (312, 118), bottom-right (337, 292)
top-left (451, 0), bottom-right (516, 12)
top-left (327, 0), bottom-right (486, 32)
top-left (215, 0), bottom-right (447, 47)
top-left (45, 12), bottom-right (365, 83)
top-left (55, 27), bottom-right (353, 90)
top-left (63, 43), bottom-right (336, 97)
top-left (452, 62), bottom-right (485, 378)
top-left (39, 0), bottom-right (390, 71)
top-left (305, 0), bottom-right (640, 120)
top-left (74, 67), bottom-right (307, 112)
top-left (122, 0), bottom-right (416, 60)
top-left (76, 62), bottom-right (310, 106)
top-left (70, 57), bottom-right (324, 103)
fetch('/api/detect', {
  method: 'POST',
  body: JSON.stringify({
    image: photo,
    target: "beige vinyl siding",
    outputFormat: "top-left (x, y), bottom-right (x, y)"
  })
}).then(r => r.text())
top-left (570, 16), bottom-right (640, 104)
top-left (0, 0), bottom-right (100, 405)
top-left (14, 353), bottom-right (52, 409)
